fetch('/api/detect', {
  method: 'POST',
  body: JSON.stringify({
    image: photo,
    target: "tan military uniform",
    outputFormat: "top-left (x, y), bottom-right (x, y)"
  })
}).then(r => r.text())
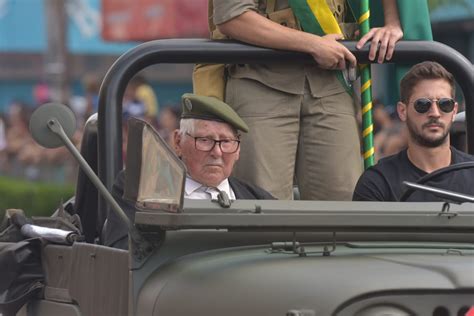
top-left (214, 0), bottom-right (362, 200)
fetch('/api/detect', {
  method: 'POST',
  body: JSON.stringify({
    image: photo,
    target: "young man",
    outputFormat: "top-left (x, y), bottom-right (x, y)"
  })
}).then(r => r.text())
top-left (104, 94), bottom-right (273, 249)
top-left (353, 61), bottom-right (474, 201)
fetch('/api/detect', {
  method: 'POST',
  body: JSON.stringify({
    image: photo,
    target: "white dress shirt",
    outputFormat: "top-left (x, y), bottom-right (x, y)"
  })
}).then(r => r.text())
top-left (185, 176), bottom-right (236, 200)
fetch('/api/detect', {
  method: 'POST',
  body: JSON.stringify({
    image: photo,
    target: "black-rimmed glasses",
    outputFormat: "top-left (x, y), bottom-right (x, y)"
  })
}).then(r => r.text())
top-left (186, 133), bottom-right (240, 153)
top-left (413, 98), bottom-right (455, 114)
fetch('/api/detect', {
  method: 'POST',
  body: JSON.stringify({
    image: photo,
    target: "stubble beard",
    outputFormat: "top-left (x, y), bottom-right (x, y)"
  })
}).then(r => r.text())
top-left (406, 117), bottom-right (450, 148)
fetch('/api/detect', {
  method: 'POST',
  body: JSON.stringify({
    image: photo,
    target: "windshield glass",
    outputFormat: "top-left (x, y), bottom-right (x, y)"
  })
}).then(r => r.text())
top-left (123, 118), bottom-right (186, 212)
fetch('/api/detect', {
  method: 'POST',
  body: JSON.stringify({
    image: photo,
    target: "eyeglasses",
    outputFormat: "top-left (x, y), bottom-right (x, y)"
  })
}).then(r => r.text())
top-left (186, 133), bottom-right (240, 153)
top-left (413, 98), bottom-right (455, 114)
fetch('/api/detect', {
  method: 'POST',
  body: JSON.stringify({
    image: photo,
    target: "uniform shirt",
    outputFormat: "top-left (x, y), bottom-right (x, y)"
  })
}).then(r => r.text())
top-left (213, 0), bottom-right (347, 97)
top-left (185, 176), bottom-right (236, 200)
top-left (353, 147), bottom-right (474, 201)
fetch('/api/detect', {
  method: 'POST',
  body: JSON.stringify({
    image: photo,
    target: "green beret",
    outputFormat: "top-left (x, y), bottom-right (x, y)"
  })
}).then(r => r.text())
top-left (181, 93), bottom-right (249, 133)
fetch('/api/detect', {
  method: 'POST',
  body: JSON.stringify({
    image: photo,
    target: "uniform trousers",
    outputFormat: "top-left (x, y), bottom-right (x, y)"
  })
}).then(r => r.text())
top-left (225, 77), bottom-right (363, 200)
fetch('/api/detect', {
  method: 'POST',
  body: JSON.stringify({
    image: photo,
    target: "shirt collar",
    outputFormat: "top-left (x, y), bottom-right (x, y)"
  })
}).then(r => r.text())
top-left (185, 176), bottom-right (204, 196)
top-left (185, 176), bottom-right (235, 199)
top-left (216, 178), bottom-right (233, 198)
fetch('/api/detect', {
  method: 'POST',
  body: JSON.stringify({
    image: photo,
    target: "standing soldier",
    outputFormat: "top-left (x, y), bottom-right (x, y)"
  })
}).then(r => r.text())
top-left (200, 0), bottom-right (403, 200)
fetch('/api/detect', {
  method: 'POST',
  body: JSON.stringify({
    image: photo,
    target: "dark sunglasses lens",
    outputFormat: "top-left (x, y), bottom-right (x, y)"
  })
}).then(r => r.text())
top-left (414, 98), bottom-right (432, 113)
top-left (438, 98), bottom-right (455, 112)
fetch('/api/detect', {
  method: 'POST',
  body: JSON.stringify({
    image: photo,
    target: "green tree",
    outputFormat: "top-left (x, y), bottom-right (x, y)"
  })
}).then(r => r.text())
top-left (0, 176), bottom-right (74, 219)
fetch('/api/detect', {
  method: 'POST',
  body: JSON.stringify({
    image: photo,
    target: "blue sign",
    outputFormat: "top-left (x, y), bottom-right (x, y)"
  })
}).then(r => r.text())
top-left (0, 0), bottom-right (139, 54)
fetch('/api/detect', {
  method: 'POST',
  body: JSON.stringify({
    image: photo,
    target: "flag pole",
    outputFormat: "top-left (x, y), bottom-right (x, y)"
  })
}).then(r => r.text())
top-left (358, 0), bottom-right (375, 169)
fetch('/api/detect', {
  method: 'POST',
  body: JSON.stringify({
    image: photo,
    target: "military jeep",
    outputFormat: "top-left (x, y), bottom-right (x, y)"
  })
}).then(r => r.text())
top-left (1, 39), bottom-right (473, 316)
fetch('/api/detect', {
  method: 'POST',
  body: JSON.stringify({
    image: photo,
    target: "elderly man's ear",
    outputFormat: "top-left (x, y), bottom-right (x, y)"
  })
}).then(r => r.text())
top-left (173, 130), bottom-right (182, 156)
top-left (397, 101), bottom-right (407, 122)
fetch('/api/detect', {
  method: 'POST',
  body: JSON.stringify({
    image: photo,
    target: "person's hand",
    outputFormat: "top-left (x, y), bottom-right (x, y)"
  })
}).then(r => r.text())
top-left (309, 34), bottom-right (357, 70)
top-left (356, 25), bottom-right (403, 63)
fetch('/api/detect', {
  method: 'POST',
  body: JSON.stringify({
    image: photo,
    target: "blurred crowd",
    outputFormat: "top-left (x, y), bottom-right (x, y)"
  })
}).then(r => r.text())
top-left (0, 100), bottom-right (77, 183)
top-left (3, 76), bottom-right (463, 185)
top-left (0, 75), bottom-right (181, 184)
top-left (370, 99), bottom-right (408, 162)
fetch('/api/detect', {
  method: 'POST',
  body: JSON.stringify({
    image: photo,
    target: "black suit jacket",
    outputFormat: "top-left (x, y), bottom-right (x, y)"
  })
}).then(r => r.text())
top-left (228, 176), bottom-right (275, 200)
top-left (103, 171), bottom-right (274, 249)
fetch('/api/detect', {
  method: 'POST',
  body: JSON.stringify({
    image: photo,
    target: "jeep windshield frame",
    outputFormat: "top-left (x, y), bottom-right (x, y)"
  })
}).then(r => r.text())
top-left (97, 39), bottom-right (474, 232)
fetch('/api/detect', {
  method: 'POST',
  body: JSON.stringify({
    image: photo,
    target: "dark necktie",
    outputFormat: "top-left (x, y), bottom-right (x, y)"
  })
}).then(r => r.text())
top-left (205, 186), bottom-right (231, 208)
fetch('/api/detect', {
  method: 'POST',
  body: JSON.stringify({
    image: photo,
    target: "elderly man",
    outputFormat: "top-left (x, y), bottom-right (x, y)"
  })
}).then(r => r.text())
top-left (353, 61), bottom-right (474, 201)
top-left (104, 93), bottom-right (273, 249)
top-left (175, 93), bottom-right (275, 200)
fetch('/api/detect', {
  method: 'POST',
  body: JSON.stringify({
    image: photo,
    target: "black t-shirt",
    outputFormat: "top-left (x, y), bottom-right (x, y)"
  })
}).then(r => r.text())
top-left (353, 147), bottom-right (474, 201)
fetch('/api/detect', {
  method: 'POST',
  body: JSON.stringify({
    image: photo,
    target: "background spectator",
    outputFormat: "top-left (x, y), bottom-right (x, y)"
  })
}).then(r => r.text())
top-left (157, 105), bottom-right (181, 148)
top-left (372, 101), bottom-right (408, 161)
top-left (129, 75), bottom-right (159, 125)
top-left (82, 74), bottom-right (101, 115)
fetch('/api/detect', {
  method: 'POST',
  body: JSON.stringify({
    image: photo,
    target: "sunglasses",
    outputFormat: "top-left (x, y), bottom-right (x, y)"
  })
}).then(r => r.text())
top-left (413, 98), bottom-right (455, 114)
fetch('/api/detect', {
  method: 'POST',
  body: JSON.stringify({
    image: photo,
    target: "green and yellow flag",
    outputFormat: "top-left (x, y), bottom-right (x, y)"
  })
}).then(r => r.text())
top-left (394, 0), bottom-right (433, 98)
top-left (289, 0), bottom-right (342, 36)
top-left (288, 0), bottom-right (352, 93)
top-left (289, 0), bottom-right (376, 167)
top-left (362, 0), bottom-right (432, 40)
top-left (351, 0), bottom-right (433, 101)
top-left (288, 0), bottom-right (433, 95)
top-left (289, 0), bottom-right (432, 167)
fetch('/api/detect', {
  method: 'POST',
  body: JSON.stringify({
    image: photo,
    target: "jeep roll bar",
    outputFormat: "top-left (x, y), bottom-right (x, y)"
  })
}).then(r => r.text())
top-left (98, 39), bottom-right (474, 221)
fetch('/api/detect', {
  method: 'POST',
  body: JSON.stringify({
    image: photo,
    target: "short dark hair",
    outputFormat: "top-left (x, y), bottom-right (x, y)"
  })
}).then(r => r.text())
top-left (400, 61), bottom-right (455, 104)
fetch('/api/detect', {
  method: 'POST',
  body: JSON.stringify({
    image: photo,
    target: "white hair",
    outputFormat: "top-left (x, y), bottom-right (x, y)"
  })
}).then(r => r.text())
top-left (178, 118), bottom-right (196, 136)
top-left (178, 118), bottom-right (239, 137)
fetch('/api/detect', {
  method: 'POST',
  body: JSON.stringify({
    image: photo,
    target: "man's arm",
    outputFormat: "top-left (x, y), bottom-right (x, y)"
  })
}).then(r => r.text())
top-left (217, 10), bottom-right (356, 70)
top-left (356, 0), bottom-right (403, 63)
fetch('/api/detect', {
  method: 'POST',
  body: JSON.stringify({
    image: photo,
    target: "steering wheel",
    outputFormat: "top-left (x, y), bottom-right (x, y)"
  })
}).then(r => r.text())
top-left (399, 161), bottom-right (474, 201)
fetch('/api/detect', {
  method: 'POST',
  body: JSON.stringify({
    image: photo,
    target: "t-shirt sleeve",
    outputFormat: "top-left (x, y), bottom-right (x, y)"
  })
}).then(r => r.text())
top-left (352, 168), bottom-right (390, 201)
top-left (213, 0), bottom-right (258, 25)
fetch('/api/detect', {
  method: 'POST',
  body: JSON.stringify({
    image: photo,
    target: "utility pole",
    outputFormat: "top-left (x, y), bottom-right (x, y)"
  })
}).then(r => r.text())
top-left (44, 0), bottom-right (69, 104)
